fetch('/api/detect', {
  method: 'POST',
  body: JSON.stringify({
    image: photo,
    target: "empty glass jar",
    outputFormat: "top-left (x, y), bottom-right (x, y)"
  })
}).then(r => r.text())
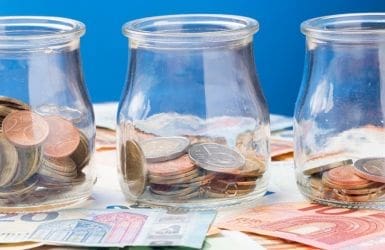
top-left (0, 16), bottom-right (95, 212)
top-left (118, 14), bottom-right (270, 209)
top-left (295, 13), bottom-right (385, 208)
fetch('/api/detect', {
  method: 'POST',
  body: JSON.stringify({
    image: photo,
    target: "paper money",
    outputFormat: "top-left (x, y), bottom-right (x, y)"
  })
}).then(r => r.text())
top-left (270, 138), bottom-right (293, 158)
top-left (0, 208), bottom-right (215, 249)
top-left (217, 202), bottom-right (385, 249)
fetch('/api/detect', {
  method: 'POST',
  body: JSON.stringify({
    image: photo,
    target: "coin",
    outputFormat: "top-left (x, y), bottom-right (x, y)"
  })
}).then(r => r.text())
top-left (337, 182), bottom-right (385, 195)
top-left (2, 111), bottom-right (49, 147)
top-left (322, 165), bottom-right (374, 189)
top-left (0, 135), bottom-right (18, 187)
top-left (42, 157), bottom-right (77, 173)
top-left (303, 157), bottom-right (353, 175)
top-left (149, 169), bottom-right (200, 184)
top-left (43, 116), bottom-right (80, 158)
top-left (150, 184), bottom-right (199, 196)
top-left (121, 140), bottom-right (147, 197)
top-left (218, 157), bottom-right (265, 177)
top-left (0, 96), bottom-right (30, 110)
top-left (354, 157), bottom-right (385, 183)
top-left (147, 154), bottom-right (195, 176)
top-left (11, 147), bottom-right (42, 186)
top-left (140, 136), bottom-right (190, 163)
top-left (188, 143), bottom-right (245, 172)
top-left (0, 175), bottom-right (38, 198)
top-left (70, 131), bottom-right (90, 171)
top-left (333, 189), bottom-right (385, 202)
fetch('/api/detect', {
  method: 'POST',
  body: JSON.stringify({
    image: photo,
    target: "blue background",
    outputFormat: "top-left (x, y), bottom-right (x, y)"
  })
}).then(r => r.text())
top-left (0, 1), bottom-right (384, 116)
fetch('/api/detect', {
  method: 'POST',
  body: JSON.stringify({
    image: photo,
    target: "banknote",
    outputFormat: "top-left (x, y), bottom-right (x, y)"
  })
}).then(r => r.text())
top-left (270, 138), bottom-right (293, 158)
top-left (0, 208), bottom-right (215, 248)
top-left (217, 202), bottom-right (385, 250)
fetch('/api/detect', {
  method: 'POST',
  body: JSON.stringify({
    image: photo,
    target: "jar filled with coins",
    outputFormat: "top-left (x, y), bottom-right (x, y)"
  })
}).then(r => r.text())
top-left (0, 17), bottom-right (95, 212)
top-left (118, 14), bottom-right (270, 209)
top-left (295, 13), bottom-right (385, 208)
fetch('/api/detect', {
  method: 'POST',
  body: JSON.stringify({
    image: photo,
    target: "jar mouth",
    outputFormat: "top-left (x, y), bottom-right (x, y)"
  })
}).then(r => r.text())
top-left (122, 14), bottom-right (259, 46)
top-left (301, 13), bottom-right (385, 42)
top-left (0, 16), bottom-right (85, 49)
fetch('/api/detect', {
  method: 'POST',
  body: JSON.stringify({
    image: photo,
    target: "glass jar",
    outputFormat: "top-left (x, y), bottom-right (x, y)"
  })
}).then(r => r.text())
top-left (295, 13), bottom-right (385, 209)
top-left (0, 16), bottom-right (95, 212)
top-left (118, 14), bottom-right (270, 209)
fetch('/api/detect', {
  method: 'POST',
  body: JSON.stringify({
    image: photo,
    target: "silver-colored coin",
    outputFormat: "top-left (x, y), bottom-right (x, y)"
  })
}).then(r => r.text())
top-left (354, 157), bottom-right (385, 183)
top-left (188, 143), bottom-right (245, 172)
top-left (0, 136), bottom-right (18, 187)
top-left (41, 157), bottom-right (77, 174)
top-left (0, 174), bottom-right (38, 197)
top-left (121, 140), bottom-right (147, 198)
top-left (303, 157), bottom-right (353, 175)
top-left (11, 147), bottom-right (42, 186)
top-left (140, 136), bottom-right (190, 163)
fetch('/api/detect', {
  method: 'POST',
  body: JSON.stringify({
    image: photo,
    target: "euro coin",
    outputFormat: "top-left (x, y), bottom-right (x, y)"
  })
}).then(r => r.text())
top-left (2, 111), bottom-right (49, 147)
top-left (354, 157), bottom-right (385, 183)
top-left (0, 135), bottom-right (18, 187)
top-left (322, 165), bottom-right (374, 189)
top-left (43, 116), bottom-right (80, 158)
top-left (147, 154), bottom-right (195, 176)
top-left (121, 140), bottom-right (147, 197)
top-left (188, 143), bottom-right (245, 172)
top-left (303, 157), bottom-right (353, 175)
top-left (140, 136), bottom-right (190, 163)
top-left (70, 131), bottom-right (90, 171)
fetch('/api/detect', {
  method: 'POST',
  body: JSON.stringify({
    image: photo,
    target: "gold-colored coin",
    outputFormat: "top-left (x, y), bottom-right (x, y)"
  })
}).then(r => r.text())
top-left (121, 140), bottom-right (147, 198)
top-left (0, 135), bottom-right (18, 187)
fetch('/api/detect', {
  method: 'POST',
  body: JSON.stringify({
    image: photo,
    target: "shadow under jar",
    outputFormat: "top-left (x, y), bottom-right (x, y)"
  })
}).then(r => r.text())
top-left (118, 14), bottom-right (270, 209)
top-left (295, 13), bottom-right (385, 209)
top-left (0, 16), bottom-right (95, 212)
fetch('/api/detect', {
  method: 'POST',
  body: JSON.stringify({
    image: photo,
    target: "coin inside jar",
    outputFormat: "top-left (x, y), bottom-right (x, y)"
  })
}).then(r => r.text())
top-left (0, 135), bottom-right (18, 187)
top-left (188, 143), bottom-right (245, 172)
top-left (147, 154), bottom-right (196, 176)
top-left (121, 140), bottom-right (147, 197)
top-left (2, 111), bottom-right (49, 147)
top-left (43, 116), bottom-right (80, 158)
top-left (354, 157), bottom-right (385, 183)
top-left (140, 136), bottom-right (190, 163)
top-left (303, 157), bottom-right (353, 175)
top-left (322, 165), bottom-right (374, 189)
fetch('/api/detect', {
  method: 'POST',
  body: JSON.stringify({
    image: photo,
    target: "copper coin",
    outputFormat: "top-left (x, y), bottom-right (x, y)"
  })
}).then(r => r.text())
top-left (322, 165), bottom-right (373, 189)
top-left (2, 111), bottom-right (49, 147)
top-left (147, 154), bottom-right (196, 176)
top-left (333, 189), bottom-right (384, 202)
top-left (43, 116), bottom-right (80, 158)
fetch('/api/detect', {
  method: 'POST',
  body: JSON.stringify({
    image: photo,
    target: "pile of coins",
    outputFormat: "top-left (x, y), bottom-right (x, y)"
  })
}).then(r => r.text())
top-left (0, 96), bottom-right (90, 204)
top-left (121, 135), bottom-right (266, 200)
top-left (304, 156), bottom-right (385, 203)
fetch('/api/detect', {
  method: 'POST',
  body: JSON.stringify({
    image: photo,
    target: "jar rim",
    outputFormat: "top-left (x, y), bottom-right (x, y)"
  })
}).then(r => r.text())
top-left (0, 16), bottom-right (85, 48)
top-left (301, 13), bottom-right (385, 42)
top-left (122, 14), bottom-right (259, 44)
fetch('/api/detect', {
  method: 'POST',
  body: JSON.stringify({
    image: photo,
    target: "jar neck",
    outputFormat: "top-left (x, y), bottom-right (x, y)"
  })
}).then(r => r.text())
top-left (128, 36), bottom-right (254, 50)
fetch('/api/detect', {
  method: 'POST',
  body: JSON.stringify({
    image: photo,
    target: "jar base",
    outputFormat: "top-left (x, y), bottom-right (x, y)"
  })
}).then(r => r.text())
top-left (297, 181), bottom-right (385, 210)
top-left (0, 192), bottom-right (92, 213)
top-left (125, 186), bottom-right (268, 211)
